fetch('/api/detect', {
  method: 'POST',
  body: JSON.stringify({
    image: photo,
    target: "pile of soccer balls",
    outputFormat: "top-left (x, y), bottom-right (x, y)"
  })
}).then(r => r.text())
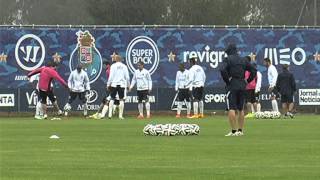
top-left (255, 111), bottom-right (281, 119)
top-left (143, 124), bottom-right (200, 136)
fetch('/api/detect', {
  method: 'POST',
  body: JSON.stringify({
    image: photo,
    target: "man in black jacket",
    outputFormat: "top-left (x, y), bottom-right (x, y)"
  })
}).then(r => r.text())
top-left (276, 63), bottom-right (296, 118)
top-left (220, 44), bottom-right (257, 136)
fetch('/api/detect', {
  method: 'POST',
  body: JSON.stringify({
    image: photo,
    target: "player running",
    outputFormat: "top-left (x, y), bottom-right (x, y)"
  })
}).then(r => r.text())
top-left (129, 61), bottom-right (152, 119)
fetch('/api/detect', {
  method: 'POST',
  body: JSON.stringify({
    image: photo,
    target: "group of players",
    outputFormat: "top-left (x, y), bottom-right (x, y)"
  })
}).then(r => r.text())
top-left (27, 44), bottom-right (296, 136)
top-left (220, 44), bottom-right (296, 136)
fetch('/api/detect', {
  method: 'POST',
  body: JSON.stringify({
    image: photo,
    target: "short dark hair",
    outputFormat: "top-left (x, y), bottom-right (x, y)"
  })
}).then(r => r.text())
top-left (244, 56), bottom-right (251, 63)
top-left (103, 61), bottom-right (110, 66)
top-left (264, 58), bottom-right (271, 63)
top-left (138, 61), bottom-right (144, 66)
top-left (46, 60), bottom-right (58, 67)
top-left (189, 57), bottom-right (197, 65)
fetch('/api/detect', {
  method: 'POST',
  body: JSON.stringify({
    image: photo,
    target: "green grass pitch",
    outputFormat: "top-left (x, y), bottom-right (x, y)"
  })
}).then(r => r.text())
top-left (1, 115), bottom-right (320, 180)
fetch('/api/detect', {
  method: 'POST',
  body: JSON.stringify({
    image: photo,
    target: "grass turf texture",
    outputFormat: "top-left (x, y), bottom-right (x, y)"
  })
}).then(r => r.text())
top-left (1, 115), bottom-right (320, 180)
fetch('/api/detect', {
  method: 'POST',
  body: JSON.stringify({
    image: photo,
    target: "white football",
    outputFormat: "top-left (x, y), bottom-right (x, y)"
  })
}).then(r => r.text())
top-left (63, 103), bottom-right (72, 112)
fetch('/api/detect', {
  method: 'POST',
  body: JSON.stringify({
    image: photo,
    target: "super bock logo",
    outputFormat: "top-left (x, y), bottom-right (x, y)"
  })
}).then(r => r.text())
top-left (126, 36), bottom-right (159, 75)
top-left (69, 31), bottom-right (102, 84)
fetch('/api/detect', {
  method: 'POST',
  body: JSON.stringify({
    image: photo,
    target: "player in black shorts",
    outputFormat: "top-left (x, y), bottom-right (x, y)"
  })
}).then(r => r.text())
top-left (220, 44), bottom-right (256, 136)
top-left (276, 63), bottom-right (296, 118)
top-left (175, 63), bottom-right (192, 118)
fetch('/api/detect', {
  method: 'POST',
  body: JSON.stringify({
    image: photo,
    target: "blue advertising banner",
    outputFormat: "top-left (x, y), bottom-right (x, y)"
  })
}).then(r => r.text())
top-left (0, 27), bottom-right (319, 112)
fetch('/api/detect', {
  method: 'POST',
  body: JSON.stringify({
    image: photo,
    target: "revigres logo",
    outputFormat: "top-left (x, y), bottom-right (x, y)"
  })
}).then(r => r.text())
top-left (15, 34), bottom-right (45, 71)
top-left (126, 36), bottom-right (159, 75)
top-left (183, 45), bottom-right (226, 69)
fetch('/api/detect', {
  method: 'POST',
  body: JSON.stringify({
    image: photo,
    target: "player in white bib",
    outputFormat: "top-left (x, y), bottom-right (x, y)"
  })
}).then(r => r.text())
top-left (129, 61), bottom-right (152, 119)
top-left (175, 63), bottom-right (192, 118)
top-left (107, 55), bottom-right (130, 119)
top-left (187, 57), bottom-right (206, 118)
top-left (64, 64), bottom-right (90, 116)
top-left (263, 58), bottom-right (279, 112)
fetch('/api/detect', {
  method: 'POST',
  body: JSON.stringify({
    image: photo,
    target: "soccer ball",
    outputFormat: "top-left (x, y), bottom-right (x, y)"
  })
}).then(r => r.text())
top-left (255, 112), bottom-right (263, 119)
top-left (271, 111), bottom-right (281, 119)
top-left (263, 111), bottom-right (271, 119)
top-left (63, 103), bottom-right (72, 112)
top-left (143, 124), bottom-right (152, 135)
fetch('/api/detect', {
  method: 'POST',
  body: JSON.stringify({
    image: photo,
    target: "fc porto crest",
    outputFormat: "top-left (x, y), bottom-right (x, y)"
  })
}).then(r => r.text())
top-left (69, 30), bottom-right (102, 84)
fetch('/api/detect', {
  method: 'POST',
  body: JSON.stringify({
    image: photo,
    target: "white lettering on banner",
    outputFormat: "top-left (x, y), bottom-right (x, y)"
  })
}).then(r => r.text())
top-left (15, 75), bottom-right (28, 81)
top-left (183, 45), bottom-right (226, 69)
top-left (299, 89), bottom-right (320, 105)
top-left (77, 104), bottom-right (100, 111)
top-left (126, 36), bottom-right (160, 75)
top-left (125, 96), bottom-right (156, 103)
top-left (25, 90), bottom-right (53, 108)
top-left (264, 47), bottom-right (306, 66)
top-left (205, 94), bottom-right (226, 103)
top-left (0, 94), bottom-right (14, 107)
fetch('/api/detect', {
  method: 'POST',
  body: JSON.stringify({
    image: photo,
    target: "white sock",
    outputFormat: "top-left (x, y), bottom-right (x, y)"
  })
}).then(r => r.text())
top-left (187, 102), bottom-right (191, 115)
top-left (138, 103), bottom-right (143, 116)
top-left (193, 102), bottom-right (198, 115)
top-left (101, 105), bottom-right (108, 117)
top-left (83, 103), bottom-right (88, 116)
top-left (257, 103), bottom-right (261, 112)
top-left (108, 100), bottom-right (114, 118)
top-left (199, 100), bottom-right (204, 114)
top-left (251, 104), bottom-right (255, 113)
top-left (271, 99), bottom-right (279, 112)
top-left (119, 100), bottom-right (124, 118)
top-left (177, 102), bottom-right (182, 115)
top-left (36, 101), bottom-right (41, 116)
top-left (145, 102), bottom-right (150, 116)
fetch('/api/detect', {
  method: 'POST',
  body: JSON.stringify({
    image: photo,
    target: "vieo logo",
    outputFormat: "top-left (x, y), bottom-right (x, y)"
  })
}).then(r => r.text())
top-left (15, 34), bottom-right (45, 71)
top-left (126, 36), bottom-right (159, 75)
top-left (86, 90), bottom-right (98, 104)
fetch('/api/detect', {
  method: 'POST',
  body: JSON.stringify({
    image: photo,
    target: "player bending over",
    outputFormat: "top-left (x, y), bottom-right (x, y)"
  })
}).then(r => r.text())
top-left (27, 61), bottom-right (68, 119)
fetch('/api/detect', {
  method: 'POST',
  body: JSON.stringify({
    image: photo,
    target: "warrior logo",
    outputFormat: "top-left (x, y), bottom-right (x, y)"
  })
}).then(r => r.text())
top-left (15, 34), bottom-right (45, 71)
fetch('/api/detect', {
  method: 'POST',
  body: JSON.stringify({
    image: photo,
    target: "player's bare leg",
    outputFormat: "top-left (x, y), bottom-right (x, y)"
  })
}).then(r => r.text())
top-left (271, 96), bottom-right (279, 112)
top-left (225, 110), bottom-right (237, 136)
top-left (138, 103), bottom-right (144, 118)
top-left (145, 101), bottom-right (151, 118)
top-left (237, 110), bottom-right (245, 136)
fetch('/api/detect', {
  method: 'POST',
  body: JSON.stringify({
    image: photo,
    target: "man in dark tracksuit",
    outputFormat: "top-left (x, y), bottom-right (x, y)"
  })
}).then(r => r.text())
top-left (276, 64), bottom-right (296, 118)
top-left (220, 44), bottom-right (257, 136)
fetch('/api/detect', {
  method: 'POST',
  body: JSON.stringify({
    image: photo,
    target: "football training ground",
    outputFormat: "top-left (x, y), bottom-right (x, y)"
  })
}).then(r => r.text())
top-left (1, 115), bottom-right (320, 180)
